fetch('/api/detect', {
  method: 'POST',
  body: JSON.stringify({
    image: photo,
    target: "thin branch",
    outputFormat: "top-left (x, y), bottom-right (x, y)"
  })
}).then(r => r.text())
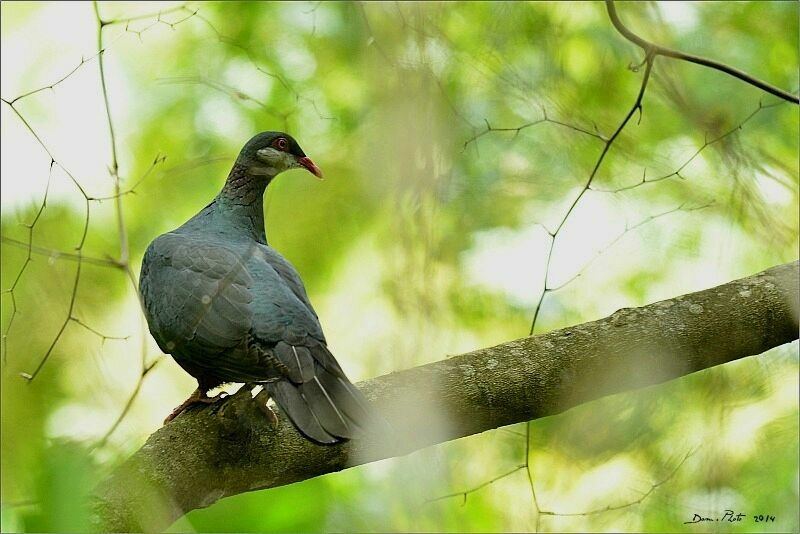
top-left (94, 1), bottom-right (127, 267)
top-left (92, 357), bottom-right (162, 451)
top-left (1, 2), bottom-right (188, 381)
top-left (70, 317), bottom-right (130, 344)
top-left (539, 448), bottom-right (697, 517)
top-left (157, 76), bottom-right (290, 122)
top-left (98, 4), bottom-right (190, 26)
top-left (2, 7), bottom-right (195, 106)
top-left (528, 52), bottom-right (656, 337)
top-left (0, 101), bottom-right (90, 199)
top-left (546, 200), bottom-right (715, 292)
top-left (426, 464), bottom-right (527, 504)
top-left (86, 153), bottom-right (168, 201)
top-left (121, 8), bottom-right (200, 42)
top-left (605, 0), bottom-right (799, 104)
top-left (1, 99), bottom-right (93, 382)
top-left (486, 52), bottom-right (658, 531)
top-left (357, 3), bottom-right (397, 67)
top-left (91, 2), bottom-right (169, 455)
top-left (184, 12), bottom-right (334, 126)
top-left (4, 52), bottom-right (106, 105)
top-left (20, 246), bottom-right (84, 382)
top-left (0, 237), bottom-right (124, 268)
top-left (590, 100), bottom-right (785, 194)
top-left (1, 163), bottom-right (52, 363)
top-left (463, 112), bottom-right (607, 152)
top-left (526, 421), bottom-right (543, 531)
top-left (445, 47), bottom-right (659, 522)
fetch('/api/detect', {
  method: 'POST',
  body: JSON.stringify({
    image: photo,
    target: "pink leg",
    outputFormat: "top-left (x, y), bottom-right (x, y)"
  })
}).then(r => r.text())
top-left (163, 388), bottom-right (227, 424)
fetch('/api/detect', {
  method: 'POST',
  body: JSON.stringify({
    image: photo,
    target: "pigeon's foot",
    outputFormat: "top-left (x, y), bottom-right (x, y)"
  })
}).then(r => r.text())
top-left (164, 388), bottom-right (228, 424)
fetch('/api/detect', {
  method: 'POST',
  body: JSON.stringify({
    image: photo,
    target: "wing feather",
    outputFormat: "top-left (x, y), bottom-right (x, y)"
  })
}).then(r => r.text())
top-left (140, 233), bottom-right (254, 356)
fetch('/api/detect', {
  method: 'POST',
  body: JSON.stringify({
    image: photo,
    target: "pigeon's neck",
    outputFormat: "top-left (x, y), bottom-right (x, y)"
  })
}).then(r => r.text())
top-left (213, 162), bottom-right (273, 243)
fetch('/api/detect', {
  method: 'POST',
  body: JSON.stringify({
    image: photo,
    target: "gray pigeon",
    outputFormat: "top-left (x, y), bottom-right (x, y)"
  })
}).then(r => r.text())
top-left (139, 132), bottom-right (371, 444)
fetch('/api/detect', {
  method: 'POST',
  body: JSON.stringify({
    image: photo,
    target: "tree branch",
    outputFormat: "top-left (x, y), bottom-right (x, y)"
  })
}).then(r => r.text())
top-left (92, 261), bottom-right (799, 531)
top-left (605, 0), bottom-right (799, 104)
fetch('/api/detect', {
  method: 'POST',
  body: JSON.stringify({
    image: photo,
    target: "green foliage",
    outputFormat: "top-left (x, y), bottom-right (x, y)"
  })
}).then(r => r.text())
top-left (1, 1), bottom-right (797, 532)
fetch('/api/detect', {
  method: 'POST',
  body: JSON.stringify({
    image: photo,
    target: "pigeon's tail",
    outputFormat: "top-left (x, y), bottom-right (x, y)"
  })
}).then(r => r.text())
top-left (265, 362), bottom-right (373, 444)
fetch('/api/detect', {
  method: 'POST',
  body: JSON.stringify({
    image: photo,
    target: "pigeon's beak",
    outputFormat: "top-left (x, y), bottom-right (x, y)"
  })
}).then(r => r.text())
top-left (297, 156), bottom-right (323, 179)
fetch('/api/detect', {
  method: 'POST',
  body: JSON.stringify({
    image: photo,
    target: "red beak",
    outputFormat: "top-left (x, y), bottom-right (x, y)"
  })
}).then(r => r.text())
top-left (298, 156), bottom-right (323, 179)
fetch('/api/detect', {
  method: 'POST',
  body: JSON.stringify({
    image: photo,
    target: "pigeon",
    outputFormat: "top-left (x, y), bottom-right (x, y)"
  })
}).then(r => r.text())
top-left (139, 132), bottom-right (372, 444)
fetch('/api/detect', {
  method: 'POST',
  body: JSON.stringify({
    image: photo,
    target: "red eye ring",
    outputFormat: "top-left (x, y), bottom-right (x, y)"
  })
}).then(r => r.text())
top-left (273, 137), bottom-right (288, 151)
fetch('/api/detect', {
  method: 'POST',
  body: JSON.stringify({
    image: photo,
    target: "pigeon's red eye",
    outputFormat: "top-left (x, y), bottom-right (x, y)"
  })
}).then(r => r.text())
top-left (273, 137), bottom-right (288, 151)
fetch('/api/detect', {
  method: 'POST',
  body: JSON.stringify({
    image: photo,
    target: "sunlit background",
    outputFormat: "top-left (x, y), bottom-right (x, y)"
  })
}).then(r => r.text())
top-left (1, 2), bottom-right (798, 532)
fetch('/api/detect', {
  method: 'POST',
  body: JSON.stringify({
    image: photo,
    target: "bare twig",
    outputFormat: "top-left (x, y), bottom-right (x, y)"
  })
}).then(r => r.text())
top-left (87, 153), bottom-right (168, 201)
top-left (606, 0), bottom-right (799, 104)
top-left (438, 27), bottom-right (660, 524)
top-left (92, 357), bottom-right (162, 451)
top-left (1, 163), bottom-right (52, 363)
top-left (1, 100), bottom-right (92, 382)
top-left (157, 76), bottom-right (290, 122)
top-left (1, 2), bottom-right (196, 392)
top-left (590, 100), bottom-right (785, 194)
top-left (91, 1), bottom-right (169, 449)
top-left (426, 464), bottom-right (527, 504)
top-left (525, 422), bottom-right (543, 531)
top-left (19, 249), bottom-right (85, 382)
top-left (539, 448), bottom-right (697, 517)
top-left (547, 200), bottom-right (715, 292)
top-left (70, 317), bottom-right (130, 344)
top-left (4, 52), bottom-right (106, 105)
top-left (463, 110), bottom-right (607, 152)
top-left (528, 53), bottom-right (656, 337)
top-left (94, 1), bottom-right (127, 268)
top-left (511, 44), bottom-right (692, 530)
top-left (2, 7), bottom-right (195, 107)
top-left (0, 237), bottom-right (124, 268)
top-left (97, 4), bottom-right (191, 27)
top-left (184, 12), bottom-right (333, 126)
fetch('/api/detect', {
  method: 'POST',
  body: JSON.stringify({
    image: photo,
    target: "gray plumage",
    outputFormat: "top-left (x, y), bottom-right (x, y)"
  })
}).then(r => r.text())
top-left (139, 132), bottom-right (370, 444)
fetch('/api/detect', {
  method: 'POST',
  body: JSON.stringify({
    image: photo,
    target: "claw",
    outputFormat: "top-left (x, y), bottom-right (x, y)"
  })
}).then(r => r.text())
top-left (254, 389), bottom-right (279, 428)
top-left (163, 388), bottom-right (227, 424)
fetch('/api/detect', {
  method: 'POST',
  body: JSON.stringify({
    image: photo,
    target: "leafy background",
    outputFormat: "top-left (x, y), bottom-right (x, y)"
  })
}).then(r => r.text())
top-left (1, 1), bottom-right (798, 532)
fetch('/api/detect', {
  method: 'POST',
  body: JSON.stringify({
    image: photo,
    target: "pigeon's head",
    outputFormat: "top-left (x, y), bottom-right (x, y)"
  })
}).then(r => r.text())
top-left (236, 131), bottom-right (323, 179)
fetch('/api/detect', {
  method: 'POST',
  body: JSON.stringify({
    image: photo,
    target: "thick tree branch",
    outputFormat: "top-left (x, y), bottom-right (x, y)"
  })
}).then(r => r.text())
top-left (605, 0), bottom-right (800, 104)
top-left (92, 261), bottom-right (799, 531)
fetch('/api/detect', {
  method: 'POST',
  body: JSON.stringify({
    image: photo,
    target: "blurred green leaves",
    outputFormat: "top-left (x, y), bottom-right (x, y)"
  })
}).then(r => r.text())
top-left (22, 441), bottom-right (98, 532)
top-left (1, 1), bottom-right (797, 532)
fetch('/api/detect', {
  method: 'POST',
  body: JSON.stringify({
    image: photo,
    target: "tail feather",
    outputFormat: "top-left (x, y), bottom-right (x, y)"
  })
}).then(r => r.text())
top-left (265, 380), bottom-right (337, 444)
top-left (265, 367), bottom-right (372, 443)
top-left (264, 340), bottom-right (380, 444)
top-left (273, 342), bottom-right (315, 383)
top-left (306, 340), bottom-right (345, 376)
top-left (300, 375), bottom-right (358, 439)
top-left (315, 364), bottom-right (372, 426)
